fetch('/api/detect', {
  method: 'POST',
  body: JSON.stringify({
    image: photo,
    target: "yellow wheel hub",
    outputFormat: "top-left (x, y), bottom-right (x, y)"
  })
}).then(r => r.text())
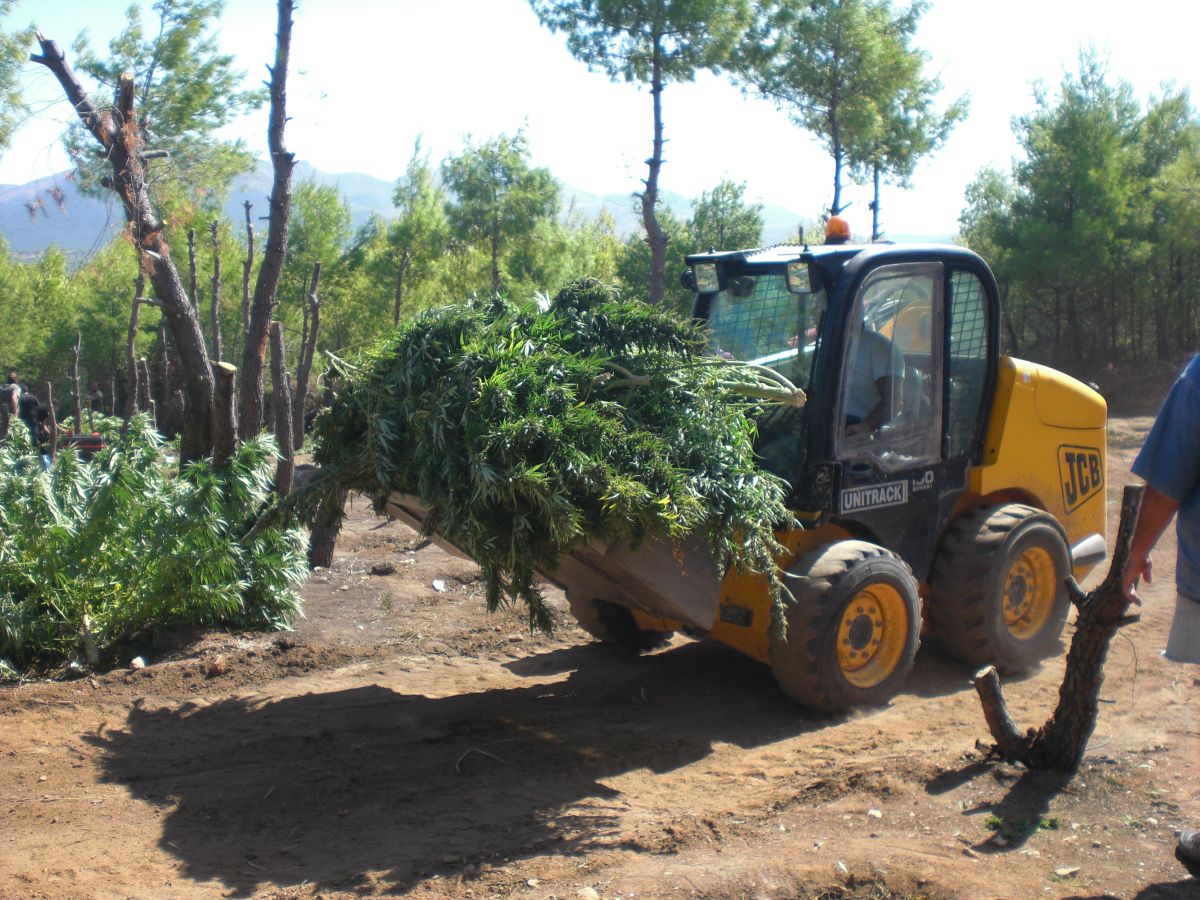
top-left (836, 584), bottom-right (908, 688)
top-left (1002, 546), bottom-right (1056, 639)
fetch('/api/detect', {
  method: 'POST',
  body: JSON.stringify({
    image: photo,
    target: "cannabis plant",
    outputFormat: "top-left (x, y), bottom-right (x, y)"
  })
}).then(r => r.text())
top-left (311, 279), bottom-right (793, 630)
top-left (0, 417), bottom-right (307, 675)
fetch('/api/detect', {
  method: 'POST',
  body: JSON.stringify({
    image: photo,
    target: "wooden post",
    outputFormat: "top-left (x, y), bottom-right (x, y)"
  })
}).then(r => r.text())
top-left (269, 321), bottom-right (294, 495)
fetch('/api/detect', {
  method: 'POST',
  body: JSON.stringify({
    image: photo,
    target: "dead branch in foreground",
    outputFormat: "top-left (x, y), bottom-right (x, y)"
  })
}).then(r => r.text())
top-left (975, 484), bottom-right (1144, 772)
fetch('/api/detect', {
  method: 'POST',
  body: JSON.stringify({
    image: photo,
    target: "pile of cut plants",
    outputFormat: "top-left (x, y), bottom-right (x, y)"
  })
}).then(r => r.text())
top-left (0, 416), bottom-right (307, 677)
top-left (309, 279), bottom-right (801, 630)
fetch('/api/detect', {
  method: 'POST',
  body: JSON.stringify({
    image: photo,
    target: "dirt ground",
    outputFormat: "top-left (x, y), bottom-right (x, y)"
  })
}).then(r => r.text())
top-left (2, 405), bottom-right (1198, 899)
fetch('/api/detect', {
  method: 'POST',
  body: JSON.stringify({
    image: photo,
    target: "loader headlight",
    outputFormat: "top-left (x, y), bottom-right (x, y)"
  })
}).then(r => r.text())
top-left (691, 263), bottom-right (720, 294)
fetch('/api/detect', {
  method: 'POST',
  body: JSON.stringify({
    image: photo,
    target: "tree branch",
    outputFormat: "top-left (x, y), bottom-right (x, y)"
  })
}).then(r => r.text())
top-left (29, 34), bottom-right (114, 149)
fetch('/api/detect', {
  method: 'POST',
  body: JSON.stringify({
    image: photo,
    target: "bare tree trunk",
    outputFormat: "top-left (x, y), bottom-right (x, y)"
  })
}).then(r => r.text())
top-left (975, 484), bottom-right (1145, 772)
top-left (1000, 282), bottom-right (1021, 357)
top-left (239, 0), bottom-right (296, 439)
top-left (209, 221), bottom-right (223, 363)
top-left (43, 382), bottom-right (57, 459)
top-left (69, 332), bottom-right (83, 432)
top-left (873, 160), bottom-right (883, 241)
top-left (211, 362), bottom-right (238, 467)
top-left (308, 487), bottom-right (347, 569)
top-left (241, 201), bottom-right (255, 337)
top-left (292, 261), bottom-right (321, 450)
top-left (490, 208), bottom-right (501, 294)
top-left (138, 358), bottom-right (153, 418)
top-left (392, 253), bottom-right (408, 326)
top-left (32, 36), bottom-right (215, 462)
top-left (269, 321), bottom-right (295, 496)
top-left (125, 273), bottom-right (144, 420)
top-left (641, 37), bottom-right (668, 307)
top-left (830, 82), bottom-right (844, 217)
top-left (187, 228), bottom-right (198, 310)
top-left (156, 320), bottom-right (169, 419)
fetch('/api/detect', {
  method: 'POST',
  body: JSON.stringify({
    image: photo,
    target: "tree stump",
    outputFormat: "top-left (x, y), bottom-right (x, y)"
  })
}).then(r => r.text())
top-left (975, 484), bottom-right (1144, 772)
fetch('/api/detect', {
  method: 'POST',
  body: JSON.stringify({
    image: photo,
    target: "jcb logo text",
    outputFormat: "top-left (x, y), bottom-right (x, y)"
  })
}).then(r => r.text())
top-left (1058, 446), bottom-right (1103, 513)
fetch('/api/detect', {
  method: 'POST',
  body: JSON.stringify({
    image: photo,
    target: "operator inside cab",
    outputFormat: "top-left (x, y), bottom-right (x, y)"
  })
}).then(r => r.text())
top-left (824, 216), bottom-right (904, 437)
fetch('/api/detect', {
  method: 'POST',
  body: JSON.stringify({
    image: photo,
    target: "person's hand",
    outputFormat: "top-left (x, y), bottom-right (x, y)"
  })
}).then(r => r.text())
top-left (1121, 555), bottom-right (1150, 607)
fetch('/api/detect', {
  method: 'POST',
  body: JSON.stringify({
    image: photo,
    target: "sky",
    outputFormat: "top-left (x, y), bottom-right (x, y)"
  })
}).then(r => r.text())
top-left (3, 0), bottom-right (1198, 240)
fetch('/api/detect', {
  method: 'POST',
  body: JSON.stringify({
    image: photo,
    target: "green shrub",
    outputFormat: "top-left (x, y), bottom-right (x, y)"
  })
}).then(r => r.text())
top-left (0, 416), bottom-right (307, 675)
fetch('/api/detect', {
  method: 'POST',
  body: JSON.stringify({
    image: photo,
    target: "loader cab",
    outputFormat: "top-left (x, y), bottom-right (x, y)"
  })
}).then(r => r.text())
top-left (687, 243), bottom-right (1000, 578)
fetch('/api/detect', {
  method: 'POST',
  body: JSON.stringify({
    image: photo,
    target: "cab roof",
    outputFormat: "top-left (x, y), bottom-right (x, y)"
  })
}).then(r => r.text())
top-left (684, 241), bottom-right (981, 269)
top-left (684, 242), bottom-right (855, 267)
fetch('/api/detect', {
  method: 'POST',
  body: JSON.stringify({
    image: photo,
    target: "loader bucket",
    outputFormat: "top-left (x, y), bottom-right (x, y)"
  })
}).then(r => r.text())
top-left (385, 493), bottom-right (722, 632)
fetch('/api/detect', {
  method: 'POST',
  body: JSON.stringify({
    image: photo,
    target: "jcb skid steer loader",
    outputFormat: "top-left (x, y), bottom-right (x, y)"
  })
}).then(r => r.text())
top-left (390, 242), bottom-right (1107, 711)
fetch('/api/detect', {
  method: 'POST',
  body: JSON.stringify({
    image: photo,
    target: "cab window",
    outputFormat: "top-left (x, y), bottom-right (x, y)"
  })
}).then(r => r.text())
top-left (836, 262), bottom-right (943, 472)
top-left (702, 269), bottom-right (827, 481)
top-left (703, 271), bottom-right (826, 394)
top-left (947, 269), bottom-right (990, 459)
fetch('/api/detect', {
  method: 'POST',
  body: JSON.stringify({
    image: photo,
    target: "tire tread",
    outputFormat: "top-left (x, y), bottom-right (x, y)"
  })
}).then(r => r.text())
top-left (929, 503), bottom-right (1069, 670)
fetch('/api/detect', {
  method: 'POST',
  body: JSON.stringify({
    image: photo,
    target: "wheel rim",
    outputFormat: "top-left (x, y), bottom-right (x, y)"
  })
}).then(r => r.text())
top-left (1002, 545), bottom-right (1057, 639)
top-left (836, 583), bottom-right (908, 688)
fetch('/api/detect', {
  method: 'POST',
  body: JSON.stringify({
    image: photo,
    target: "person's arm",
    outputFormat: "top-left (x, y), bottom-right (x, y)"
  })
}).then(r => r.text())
top-left (863, 338), bottom-right (905, 430)
top-left (862, 375), bottom-right (897, 430)
top-left (1121, 483), bottom-right (1180, 606)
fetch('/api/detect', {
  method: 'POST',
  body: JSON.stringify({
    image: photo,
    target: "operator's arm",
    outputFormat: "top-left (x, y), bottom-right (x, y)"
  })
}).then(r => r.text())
top-left (1122, 483), bottom-right (1180, 606)
top-left (862, 337), bottom-right (904, 431)
top-left (862, 376), bottom-right (896, 431)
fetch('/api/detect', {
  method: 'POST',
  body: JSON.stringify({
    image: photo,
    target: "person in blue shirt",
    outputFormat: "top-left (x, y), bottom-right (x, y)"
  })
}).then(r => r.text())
top-left (844, 327), bottom-right (905, 435)
top-left (1121, 353), bottom-right (1200, 876)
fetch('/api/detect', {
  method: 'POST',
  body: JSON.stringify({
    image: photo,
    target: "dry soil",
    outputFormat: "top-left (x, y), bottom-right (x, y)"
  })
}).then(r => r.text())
top-left (1, 407), bottom-right (1197, 899)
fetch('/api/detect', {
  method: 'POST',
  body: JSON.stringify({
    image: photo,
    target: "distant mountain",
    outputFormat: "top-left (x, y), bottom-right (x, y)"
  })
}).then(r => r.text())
top-left (0, 161), bottom-right (398, 260)
top-left (0, 161), bottom-right (890, 261)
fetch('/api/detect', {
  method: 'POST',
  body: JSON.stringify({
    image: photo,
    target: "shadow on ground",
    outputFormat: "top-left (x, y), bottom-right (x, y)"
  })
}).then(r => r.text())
top-left (85, 633), bottom-right (1000, 895)
top-left (84, 640), bottom-right (805, 894)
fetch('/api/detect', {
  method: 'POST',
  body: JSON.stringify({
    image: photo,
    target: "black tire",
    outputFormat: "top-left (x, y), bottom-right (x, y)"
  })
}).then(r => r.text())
top-left (565, 592), bottom-right (673, 653)
top-left (769, 540), bottom-right (921, 711)
top-left (929, 503), bottom-right (1071, 672)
